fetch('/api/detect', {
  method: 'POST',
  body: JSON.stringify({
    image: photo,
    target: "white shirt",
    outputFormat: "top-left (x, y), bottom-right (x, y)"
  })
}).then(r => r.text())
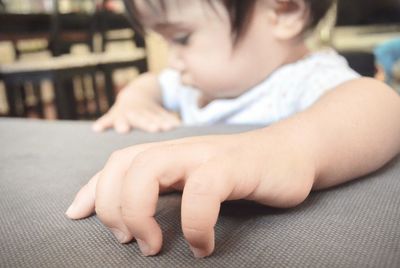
top-left (158, 49), bottom-right (360, 126)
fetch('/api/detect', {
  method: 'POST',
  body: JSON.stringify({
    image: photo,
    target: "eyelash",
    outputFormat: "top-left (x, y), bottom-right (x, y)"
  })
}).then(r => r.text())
top-left (171, 33), bottom-right (192, 46)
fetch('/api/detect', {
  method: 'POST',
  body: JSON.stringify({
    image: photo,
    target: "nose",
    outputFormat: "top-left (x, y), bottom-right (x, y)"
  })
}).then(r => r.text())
top-left (168, 49), bottom-right (185, 72)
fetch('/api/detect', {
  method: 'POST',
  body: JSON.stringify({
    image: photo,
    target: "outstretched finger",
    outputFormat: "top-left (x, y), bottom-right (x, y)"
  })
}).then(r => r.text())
top-left (114, 117), bottom-right (131, 134)
top-left (92, 114), bottom-right (114, 132)
top-left (66, 171), bottom-right (101, 219)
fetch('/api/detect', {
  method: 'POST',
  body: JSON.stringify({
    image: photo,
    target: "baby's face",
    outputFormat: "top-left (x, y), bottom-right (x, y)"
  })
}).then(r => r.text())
top-left (136, 0), bottom-right (277, 101)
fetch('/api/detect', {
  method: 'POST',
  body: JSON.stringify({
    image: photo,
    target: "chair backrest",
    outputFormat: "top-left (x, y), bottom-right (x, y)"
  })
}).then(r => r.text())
top-left (49, 17), bottom-right (96, 56)
top-left (0, 13), bottom-right (52, 60)
top-left (95, 0), bottom-right (146, 52)
top-left (340, 51), bottom-right (376, 77)
top-left (48, 0), bottom-right (96, 56)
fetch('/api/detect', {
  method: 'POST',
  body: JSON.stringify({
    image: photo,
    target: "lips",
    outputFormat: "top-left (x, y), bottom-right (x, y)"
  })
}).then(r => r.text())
top-left (181, 72), bottom-right (194, 87)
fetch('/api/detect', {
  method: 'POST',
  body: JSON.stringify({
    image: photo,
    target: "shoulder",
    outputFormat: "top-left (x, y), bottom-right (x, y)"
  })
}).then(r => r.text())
top-left (268, 48), bottom-right (360, 92)
top-left (290, 49), bottom-right (361, 110)
top-left (305, 49), bottom-right (359, 87)
top-left (298, 49), bottom-right (359, 78)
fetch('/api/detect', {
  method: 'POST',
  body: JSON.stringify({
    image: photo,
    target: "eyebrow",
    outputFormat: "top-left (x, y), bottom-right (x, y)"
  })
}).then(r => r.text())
top-left (152, 22), bottom-right (190, 33)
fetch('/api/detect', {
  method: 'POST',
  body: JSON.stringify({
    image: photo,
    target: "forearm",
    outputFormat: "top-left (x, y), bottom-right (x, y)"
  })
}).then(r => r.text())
top-left (118, 72), bottom-right (162, 104)
top-left (300, 78), bottom-right (400, 189)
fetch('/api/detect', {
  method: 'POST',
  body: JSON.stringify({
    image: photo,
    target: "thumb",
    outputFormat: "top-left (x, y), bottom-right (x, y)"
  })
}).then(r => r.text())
top-left (65, 171), bottom-right (100, 219)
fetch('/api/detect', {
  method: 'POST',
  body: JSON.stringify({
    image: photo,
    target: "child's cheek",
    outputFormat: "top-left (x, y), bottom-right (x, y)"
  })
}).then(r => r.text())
top-left (184, 55), bottom-right (234, 94)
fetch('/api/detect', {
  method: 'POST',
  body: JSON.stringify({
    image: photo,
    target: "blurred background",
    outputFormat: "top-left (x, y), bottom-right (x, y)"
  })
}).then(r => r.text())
top-left (0, 0), bottom-right (399, 120)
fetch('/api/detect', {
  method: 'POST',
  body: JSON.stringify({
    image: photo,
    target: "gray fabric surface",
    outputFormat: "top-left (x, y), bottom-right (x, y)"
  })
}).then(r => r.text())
top-left (0, 118), bottom-right (399, 268)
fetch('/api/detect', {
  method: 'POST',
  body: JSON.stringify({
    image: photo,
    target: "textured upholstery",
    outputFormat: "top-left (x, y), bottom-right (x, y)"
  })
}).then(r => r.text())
top-left (1, 119), bottom-right (399, 267)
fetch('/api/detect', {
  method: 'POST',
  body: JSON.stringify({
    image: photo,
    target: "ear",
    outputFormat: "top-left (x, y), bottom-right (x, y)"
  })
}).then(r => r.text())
top-left (266, 0), bottom-right (309, 40)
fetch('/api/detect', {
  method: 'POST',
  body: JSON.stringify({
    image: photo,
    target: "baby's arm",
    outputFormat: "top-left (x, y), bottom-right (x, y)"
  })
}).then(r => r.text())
top-left (93, 72), bottom-right (181, 133)
top-left (66, 78), bottom-right (400, 258)
top-left (301, 77), bottom-right (400, 189)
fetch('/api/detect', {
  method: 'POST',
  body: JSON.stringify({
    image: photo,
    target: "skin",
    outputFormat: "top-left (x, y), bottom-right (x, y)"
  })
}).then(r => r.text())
top-left (68, 0), bottom-right (400, 258)
top-left (92, 73), bottom-right (181, 133)
top-left (375, 64), bottom-right (386, 82)
top-left (92, 0), bottom-right (309, 132)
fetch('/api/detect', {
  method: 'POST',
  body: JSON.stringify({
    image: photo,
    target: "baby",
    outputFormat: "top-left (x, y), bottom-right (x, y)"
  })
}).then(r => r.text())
top-left (66, 0), bottom-right (400, 259)
top-left (92, 0), bottom-right (359, 133)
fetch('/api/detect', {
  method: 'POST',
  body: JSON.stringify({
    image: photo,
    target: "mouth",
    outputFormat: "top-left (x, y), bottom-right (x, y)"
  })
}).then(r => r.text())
top-left (181, 73), bottom-right (194, 87)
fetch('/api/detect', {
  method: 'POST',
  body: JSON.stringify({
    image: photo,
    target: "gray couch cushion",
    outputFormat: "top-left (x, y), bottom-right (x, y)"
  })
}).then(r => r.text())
top-left (1, 119), bottom-right (399, 267)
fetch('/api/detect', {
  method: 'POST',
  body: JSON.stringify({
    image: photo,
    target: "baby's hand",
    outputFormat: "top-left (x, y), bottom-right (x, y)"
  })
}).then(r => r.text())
top-left (65, 129), bottom-right (316, 258)
top-left (92, 89), bottom-right (181, 134)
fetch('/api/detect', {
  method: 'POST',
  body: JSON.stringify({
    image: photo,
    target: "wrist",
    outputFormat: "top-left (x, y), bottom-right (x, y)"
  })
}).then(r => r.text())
top-left (259, 114), bottom-right (319, 193)
top-left (117, 75), bottom-right (162, 105)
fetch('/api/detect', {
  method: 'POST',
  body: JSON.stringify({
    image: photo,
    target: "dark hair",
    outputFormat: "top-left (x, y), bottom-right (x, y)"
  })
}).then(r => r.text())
top-left (123, 0), bottom-right (256, 39)
top-left (306, 0), bottom-right (335, 29)
top-left (123, 0), bottom-right (334, 39)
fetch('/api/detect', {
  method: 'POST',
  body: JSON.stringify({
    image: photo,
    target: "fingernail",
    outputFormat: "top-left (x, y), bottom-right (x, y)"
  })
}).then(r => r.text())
top-left (65, 203), bottom-right (77, 217)
top-left (110, 228), bottom-right (128, 243)
top-left (137, 239), bottom-right (151, 256)
top-left (92, 124), bottom-right (102, 132)
top-left (189, 246), bottom-right (208, 258)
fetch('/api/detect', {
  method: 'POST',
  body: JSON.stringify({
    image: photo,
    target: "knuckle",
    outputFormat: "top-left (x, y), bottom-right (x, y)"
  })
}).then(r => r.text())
top-left (120, 206), bottom-right (145, 225)
top-left (133, 150), bottom-right (157, 168)
top-left (133, 145), bottom-right (171, 166)
top-left (182, 223), bottom-right (210, 241)
top-left (95, 203), bottom-right (136, 229)
top-left (94, 205), bottom-right (114, 226)
top-left (108, 149), bottom-right (125, 163)
top-left (186, 176), bottom-right (212, 197)
top-left (182, 215), bottom-right (208, 231)
top-left (94, 205), bottom-right (106, 218)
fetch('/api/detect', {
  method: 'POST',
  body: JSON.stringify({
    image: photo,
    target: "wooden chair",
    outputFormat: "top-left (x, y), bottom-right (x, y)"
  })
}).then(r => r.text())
top-left (0, 51), bottom-right (147, 119)
top-left (49, 12), bottom-right (96, 56)
top-left (0, 55), bottom-right (99, 119)
top-left (96, 49), bottom-right (147, 107)
top-left (94, 5), bottom-right (148, 107)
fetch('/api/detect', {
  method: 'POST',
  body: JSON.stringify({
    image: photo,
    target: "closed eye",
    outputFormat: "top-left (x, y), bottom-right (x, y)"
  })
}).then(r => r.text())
top-left (171, 33), bottom-right (192, 46)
